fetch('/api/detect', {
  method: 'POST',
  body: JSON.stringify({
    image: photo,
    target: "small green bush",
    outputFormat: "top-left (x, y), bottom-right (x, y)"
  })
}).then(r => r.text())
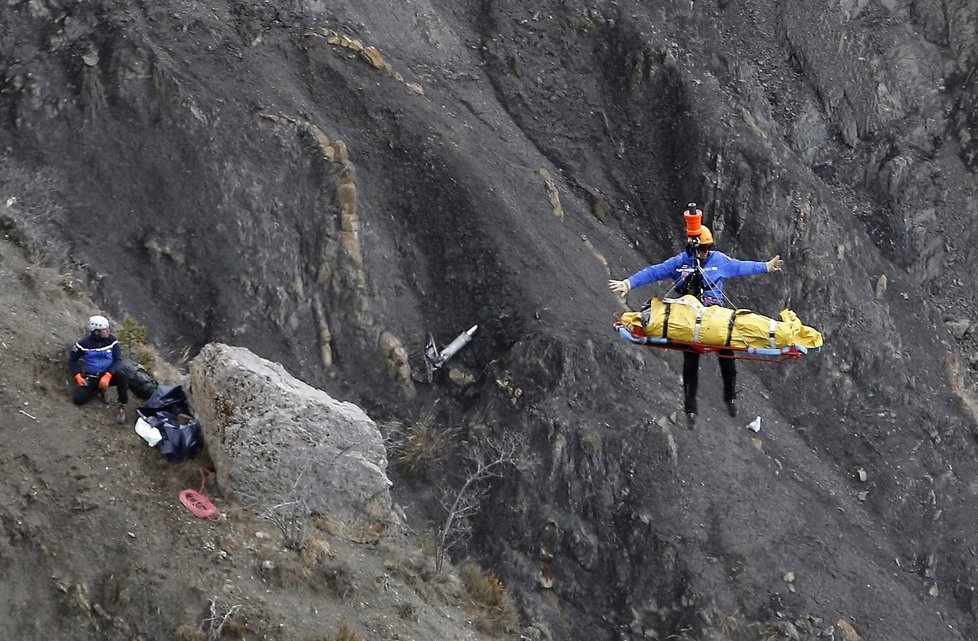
top-left (117, 316), bottom-right (152, 368)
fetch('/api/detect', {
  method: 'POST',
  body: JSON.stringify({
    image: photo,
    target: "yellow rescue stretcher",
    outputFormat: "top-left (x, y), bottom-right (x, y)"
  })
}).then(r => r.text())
top-left (614, 295), bottom-right (823, 363)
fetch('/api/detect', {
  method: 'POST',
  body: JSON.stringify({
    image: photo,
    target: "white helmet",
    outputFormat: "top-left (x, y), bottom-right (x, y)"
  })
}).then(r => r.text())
top-left (88, 315), bottom-right (110, 332)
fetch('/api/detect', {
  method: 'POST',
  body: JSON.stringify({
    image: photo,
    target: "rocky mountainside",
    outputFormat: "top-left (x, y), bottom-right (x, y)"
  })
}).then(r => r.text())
top-left (2, 0), bottom-right (978, 640)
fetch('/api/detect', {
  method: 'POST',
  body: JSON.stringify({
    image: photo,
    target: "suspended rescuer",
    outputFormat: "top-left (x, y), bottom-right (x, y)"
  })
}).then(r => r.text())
top-left (68, 315), bottom-right (130, 424)
top-left (608, 204), bottom-right (783, 429)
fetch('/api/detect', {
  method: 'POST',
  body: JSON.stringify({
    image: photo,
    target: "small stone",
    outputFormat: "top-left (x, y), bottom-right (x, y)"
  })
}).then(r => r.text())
top-left (874, 274), bottom-right (887, 299)
top-left (929, 583), bottom-right (939, 597)
top-left (537, 570), bottom-right (553, 589)
top-left (945, 319), bottom-right (971, 340)
top-left (447, 368), bottom-right (476, 388)
top-left (836, 619), bottom-right (862, 640)
top-left (783, 571), bottom-right (796, 583)
top-left (857, 468), bottom-right (868, 482)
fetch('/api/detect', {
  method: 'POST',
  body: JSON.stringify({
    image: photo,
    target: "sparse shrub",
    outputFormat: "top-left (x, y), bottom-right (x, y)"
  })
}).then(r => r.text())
top-left (176, 599), bottom-right (248, 641)
top-left (396, 602), bottom-right (418, 621)
top-left (322, 560), bottom-right (357, 599)
top-left (459, 562), bottom-right (507, 609)
top-left (388, 418), bottom-right (459, 475)
top-left (434, 434), bottom-right (529, 572)
top-left (117, 316), bottom-right (152, 368)
top-left (301, 536), bottom-right (331, 565)
top-left (458, 561), bottom-right (518, 635)
top-left (250, 448), bottom-right (358, 551)
top-left (312, 514), bottom-right (342, 536)
top-left (255, 544), bottom-right (308, 589)
top-left (415, 529), bottom-right (439, 563)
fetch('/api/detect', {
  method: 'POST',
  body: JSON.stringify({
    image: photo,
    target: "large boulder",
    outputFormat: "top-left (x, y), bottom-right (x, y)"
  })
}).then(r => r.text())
top-left (188, 343), bottom-right (391, 524)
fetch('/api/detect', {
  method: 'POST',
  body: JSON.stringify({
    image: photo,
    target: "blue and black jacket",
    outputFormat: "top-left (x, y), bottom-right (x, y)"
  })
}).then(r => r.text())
top-left (69, 333), bottom-right (123, 376)
top-left (626, 250), bottom-right (769, 307)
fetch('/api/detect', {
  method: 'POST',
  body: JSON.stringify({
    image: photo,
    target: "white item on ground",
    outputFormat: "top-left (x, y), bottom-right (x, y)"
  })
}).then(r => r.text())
top-left (134, 417), bottom-right (163, 447)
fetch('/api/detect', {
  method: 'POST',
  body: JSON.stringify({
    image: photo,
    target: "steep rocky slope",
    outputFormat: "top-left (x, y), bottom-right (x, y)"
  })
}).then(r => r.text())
top-left (2, 0), bottom-right (977, 640)
top-left (0, 230), bottom-right (518, 641)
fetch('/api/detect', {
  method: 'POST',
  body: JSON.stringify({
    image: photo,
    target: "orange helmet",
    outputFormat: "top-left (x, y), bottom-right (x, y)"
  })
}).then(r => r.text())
top-left (697, 225), bottom-right (714, 246)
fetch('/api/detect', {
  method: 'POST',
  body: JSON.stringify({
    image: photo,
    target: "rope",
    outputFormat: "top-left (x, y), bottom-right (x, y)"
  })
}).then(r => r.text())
top-left (179, 468), bottom-right (221, 521)
top-left (696, 258), bottom-right (740, 310)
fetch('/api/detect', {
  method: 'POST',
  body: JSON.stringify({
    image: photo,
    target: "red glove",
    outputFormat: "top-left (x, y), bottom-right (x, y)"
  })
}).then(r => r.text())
top-left (98, 372), bottom-right (112, 389)
top-left (74, 373), bottom-right (86, 387)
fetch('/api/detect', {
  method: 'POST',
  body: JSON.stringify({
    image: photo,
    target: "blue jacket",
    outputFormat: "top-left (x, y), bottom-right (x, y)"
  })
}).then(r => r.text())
top-left (627, 250), bottom-right (768, 307)
top-left (69, 333), bottom-right (122, 376)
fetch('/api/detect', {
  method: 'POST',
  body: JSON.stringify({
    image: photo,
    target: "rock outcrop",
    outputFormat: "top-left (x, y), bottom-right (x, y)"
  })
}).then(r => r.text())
top-left (188, 343), bottom-right (392, 525)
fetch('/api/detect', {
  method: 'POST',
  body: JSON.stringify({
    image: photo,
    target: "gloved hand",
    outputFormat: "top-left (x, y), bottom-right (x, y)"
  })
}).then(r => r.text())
top-left (99, 372), bottom-right (112, 389)
top-left (608, 279), bottom-right (631, 296)
top-left (766, 255), bottom-right (783, 272)
top-left (74, 373), bottom-right (87, 387)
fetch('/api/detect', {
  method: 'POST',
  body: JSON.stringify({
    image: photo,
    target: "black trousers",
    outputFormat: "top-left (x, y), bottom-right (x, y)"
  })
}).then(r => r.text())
top-left (682, 350), bottom-right (736, 414)
top-left (72, 371), bottom-right (130, 406)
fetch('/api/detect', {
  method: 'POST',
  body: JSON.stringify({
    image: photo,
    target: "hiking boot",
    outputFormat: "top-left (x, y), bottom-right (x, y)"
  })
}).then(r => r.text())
top-left (115, 405), bottom-right (128, 425)
top-left (685, 412), bottom-right (697, 430)
top-left (726, 400), bottom-right (738, 418)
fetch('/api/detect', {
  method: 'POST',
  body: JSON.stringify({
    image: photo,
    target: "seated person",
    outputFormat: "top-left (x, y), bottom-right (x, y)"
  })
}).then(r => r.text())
top-left (69, 315), bottom-right (129, 424)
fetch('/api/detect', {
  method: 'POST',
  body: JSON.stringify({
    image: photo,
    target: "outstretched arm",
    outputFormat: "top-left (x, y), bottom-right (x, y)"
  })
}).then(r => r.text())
top-left (609, 254), bottom-right (686, 297)
top-left (608, 279), bottom-right (631, 296)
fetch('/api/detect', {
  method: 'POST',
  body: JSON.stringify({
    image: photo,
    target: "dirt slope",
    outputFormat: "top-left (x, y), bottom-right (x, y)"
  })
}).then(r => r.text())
top-left (0, 229), bottom-right (514, 641)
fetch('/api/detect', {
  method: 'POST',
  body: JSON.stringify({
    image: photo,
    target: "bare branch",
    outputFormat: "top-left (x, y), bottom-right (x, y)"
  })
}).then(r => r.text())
top-left (202, 598), bottom-right (241, 641)
top-left (238, 444), bottom-right (361, 550)
top-left (434, 432), bottom-right (534, 572)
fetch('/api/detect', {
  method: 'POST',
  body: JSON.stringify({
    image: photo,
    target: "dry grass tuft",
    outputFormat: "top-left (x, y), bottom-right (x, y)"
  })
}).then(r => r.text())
top-left (301, 536), bottom-right (332, 565)
top-left (388, 419), bottom-right (459, 475)
top-left (255, 544), bottom-right (309, 589)
top-left (175, 624), bottom-right (205, 641)
top-left (80, 66), bottom-right (107, 120)
top-left (176, 599), bottom-right (252, 641)
top-left (459, 562), bottom-right (518, 635)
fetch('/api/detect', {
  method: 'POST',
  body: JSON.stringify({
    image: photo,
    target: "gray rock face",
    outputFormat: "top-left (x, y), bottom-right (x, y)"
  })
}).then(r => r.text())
top-left (188, 343), bottom-right (391, 524)
top-left (4, 0), bottom-right (978, 639)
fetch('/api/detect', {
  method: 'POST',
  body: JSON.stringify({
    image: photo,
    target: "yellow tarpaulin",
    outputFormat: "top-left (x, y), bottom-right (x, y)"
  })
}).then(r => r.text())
top-left (618, 296), bottom-right (822, 350)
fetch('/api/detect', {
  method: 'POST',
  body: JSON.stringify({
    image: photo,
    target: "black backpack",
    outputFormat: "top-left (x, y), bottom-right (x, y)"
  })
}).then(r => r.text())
top-left (118, 359), bottom-right (160, 400)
